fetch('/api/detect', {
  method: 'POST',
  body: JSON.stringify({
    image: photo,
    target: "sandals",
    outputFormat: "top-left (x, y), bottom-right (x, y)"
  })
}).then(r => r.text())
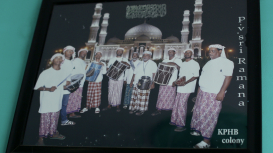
top-left (95, 108), bottom-right (100, 113)
top-left (50, 134), bottom-right (66, 140)
top-left (123, 105), bottom-right (128, 109)
top-left (116, 107), bottom-right (121, 112)
top-left (80, 108), bottom-right (88, 113)
top-left (136, 111), bottom-right (144, 116)
top-left (61, 120), bottom-right (76, 126)
top-left (190, 131), bottom-right (201, 136)
top-left (129, 110), bottom-right (137, 114)
top-left (193, 141), bottom-right (210, 148)
top-left (174, 127), bottom-right (186, 132)
top-left (69, 115), bottom-right (81, 118)
top-left (151, 110), bottom-right (161, 116)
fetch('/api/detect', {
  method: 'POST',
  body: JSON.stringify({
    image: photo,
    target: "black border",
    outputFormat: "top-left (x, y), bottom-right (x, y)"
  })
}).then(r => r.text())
top-left (6, 0), bottom-right (261, 152)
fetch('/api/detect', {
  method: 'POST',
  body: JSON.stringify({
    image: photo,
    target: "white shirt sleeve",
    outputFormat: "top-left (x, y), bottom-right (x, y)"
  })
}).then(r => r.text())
top-left (34, 71), bottom-right (46, 90)
top-left (175, 59), bottom-right (183, 67)
top-left (101, 62), bottom-right (107, 75)
top-left (193, 62), bottom-right (200, 77)
top-left (223, 60), bottom-right (234, 76)
top-left (151, 62), bottom-right (158, 74)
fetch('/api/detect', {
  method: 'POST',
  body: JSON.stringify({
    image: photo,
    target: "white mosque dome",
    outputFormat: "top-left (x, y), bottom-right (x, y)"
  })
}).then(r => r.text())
top-left (166, 35), bottom-right (180, 43)
top-left (125, 22), bottom-right (162, 40)
top-left (135, 35), bottom-right (150, 41)
top-left (106, 37), bottom-right (120, 45)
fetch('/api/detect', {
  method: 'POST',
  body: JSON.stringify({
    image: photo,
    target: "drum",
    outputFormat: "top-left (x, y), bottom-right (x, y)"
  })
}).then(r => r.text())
top-left (154, 62), bottom-right (177, 85)
top-left (66, 74), bottom-right (84, 93)
top-left (86, 62), bottom-right (102, 82)
top-left (106, 60), bottom-right (129, 80)
top-left (137, 76), bottom-right (152, 90)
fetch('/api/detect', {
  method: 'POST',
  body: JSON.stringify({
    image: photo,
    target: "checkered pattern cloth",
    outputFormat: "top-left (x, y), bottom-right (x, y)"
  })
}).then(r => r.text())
top-left (156, 85), bottom-right (176, 110)
top-left (66, 87), bottom-right (83, 114)
top-left (170, 93), bottom-right (191, 127)
top-left (86, 82), bottom-right (102, 108)
top-left (39, 111), bottom-right (60, 138)
top-left (190, 89), bottom-right (223, 139)
top-left (129, 86), bottom-right (151, 112)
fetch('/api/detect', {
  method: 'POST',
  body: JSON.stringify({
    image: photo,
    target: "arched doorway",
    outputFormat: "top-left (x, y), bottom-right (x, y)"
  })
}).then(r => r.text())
top-left (194, 48), bottom-right (199, 57)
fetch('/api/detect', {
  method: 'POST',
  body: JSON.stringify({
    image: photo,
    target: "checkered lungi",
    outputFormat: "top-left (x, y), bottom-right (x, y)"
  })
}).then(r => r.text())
top-left (108, 79), bottom-right (123, 107)
top-left (190, 89), bottom-right (222, 139)
top-left (123, 84), bottom-right (134, 106)
top-left (156, 85), bottom-right (176, 110)
top-left (39, 111), bottom-right (60, 137)
top-left (86, 82), bottom-right (102, 108)
top-left (129, 86), bottom-right (151, 112)
top-left (170, 93), bottom-right (191, 127)
top-left (66, 87), bottom-right (83, 114)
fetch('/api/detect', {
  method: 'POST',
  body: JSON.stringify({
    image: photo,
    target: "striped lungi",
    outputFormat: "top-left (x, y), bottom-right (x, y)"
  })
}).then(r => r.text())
top-left (156, 85), bottom-right (176, 110)
top-left (170, 93), bottom-right (191, 127)
top-left (86, 82), bottom-right (102, 108)
top-left (66, 87), bottom-right (83, 114)
top-left (129, 86), bottom-right (151, 112)
top-left (108, 79), bottom-right (123, 107)
top-left (190, 89), bottom-right (222, 139)
top-left (39, 111), bottom-right (60, 137)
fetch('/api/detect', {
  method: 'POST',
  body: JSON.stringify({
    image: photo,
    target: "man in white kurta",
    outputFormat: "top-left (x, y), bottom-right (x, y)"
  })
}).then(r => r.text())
top-left (66, 49), bottom-right (87, 118)
top-left (60, 46), bottom-right (76, 126)
top-left (129, 51), bottom-right (157, 116)
top-left (80, 51), bottom-right (106, 114)
top-left (151, 48), bottom-right (183, 116)
top-left (123, 52), bottom-right (141, 109)
top-left (34, 53), bottom-right (68, 145)
top-left (190, 44), bottom-right (234, 149)
top-left (102, 48), bottom-right (130, 112)
top-left (170, 49), bottom-right (200, 132)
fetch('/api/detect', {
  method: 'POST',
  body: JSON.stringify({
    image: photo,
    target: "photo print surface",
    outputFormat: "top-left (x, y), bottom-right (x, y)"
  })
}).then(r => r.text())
top-left (23, 0), bottom-right (248, 149)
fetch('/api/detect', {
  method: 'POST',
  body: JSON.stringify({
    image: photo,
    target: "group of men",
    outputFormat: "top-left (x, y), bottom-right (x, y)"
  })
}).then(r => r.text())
top-left (34, 44), bottom-right (234, 148)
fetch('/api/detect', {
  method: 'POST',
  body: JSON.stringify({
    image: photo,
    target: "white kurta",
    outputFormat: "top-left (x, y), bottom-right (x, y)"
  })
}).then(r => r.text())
top-left (199, 57), bottom-right (234, 94)
top-left (60, 59), bottom-right (73, 94)
top-left (177, 59), bottom-right (200, 93)
top-left (72, 58), bottom-right (87, 87)
top-left (86, 61), bottom-right (107, 82)
top-left (133, 60), bottom-right (157, 85)
top-left (162, 57), bottom-right (183, 86)
top-left (124, 59), bottom-right (141, 83)
top-left (34, 67), bottom-right (67, 113)
top-left (107, 57), bottom-right (130, 81)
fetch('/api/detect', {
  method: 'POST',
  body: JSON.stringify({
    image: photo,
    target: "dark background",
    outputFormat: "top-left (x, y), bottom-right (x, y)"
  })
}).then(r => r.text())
top-left (22, 0), bottom-right (247, 149)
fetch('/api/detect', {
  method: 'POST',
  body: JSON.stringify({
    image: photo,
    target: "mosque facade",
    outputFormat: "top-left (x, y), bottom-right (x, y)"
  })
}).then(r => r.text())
top-left (84, 0), bottom-right (203, 63)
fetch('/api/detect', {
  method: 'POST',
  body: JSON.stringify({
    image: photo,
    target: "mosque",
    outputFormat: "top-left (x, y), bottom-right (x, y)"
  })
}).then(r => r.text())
top-left (84, 0), bottom-right (203, 63)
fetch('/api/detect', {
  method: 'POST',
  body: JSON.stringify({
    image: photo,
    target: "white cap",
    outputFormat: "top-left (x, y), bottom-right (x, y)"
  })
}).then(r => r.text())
top-left (167, 48), bottom-right (177, 52)
top-left (209, 44), bottom-right (226, 58)
top-left (78, 48), bottom-right (88, 57)
top-left (95, 50), bottom-right (103, 55)
top-left (115, 47), bottom-right (125, 52)
top-left (50, 53), bottom-right (64, 61)
top-left (63, 45), bottom-right (75, 59)
top-left (143, 51), bottom-right (152, 55)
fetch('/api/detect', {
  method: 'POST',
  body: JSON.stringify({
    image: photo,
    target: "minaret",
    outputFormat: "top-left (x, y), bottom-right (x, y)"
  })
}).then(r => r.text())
top-left (98, 13), bottom-right (109, 45)
top-left (189, 0), bottom-right (204, 57)
top-left (88, 3), bottom-right (103, 43)
top-left (181, 10), bottom-right (190, 43)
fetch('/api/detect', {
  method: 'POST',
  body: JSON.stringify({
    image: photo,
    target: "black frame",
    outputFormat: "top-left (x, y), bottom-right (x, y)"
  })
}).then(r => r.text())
top-left (6, 0), bottom-right (261, 152)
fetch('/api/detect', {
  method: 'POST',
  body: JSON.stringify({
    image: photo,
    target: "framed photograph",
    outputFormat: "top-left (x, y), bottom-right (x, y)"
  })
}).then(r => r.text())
top-left (6, 0), bottom-right (261, 152)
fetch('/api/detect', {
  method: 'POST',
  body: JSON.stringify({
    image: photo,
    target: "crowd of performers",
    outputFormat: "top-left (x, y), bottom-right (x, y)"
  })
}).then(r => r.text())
top-left (34, 44), bottom-right (234, 148)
